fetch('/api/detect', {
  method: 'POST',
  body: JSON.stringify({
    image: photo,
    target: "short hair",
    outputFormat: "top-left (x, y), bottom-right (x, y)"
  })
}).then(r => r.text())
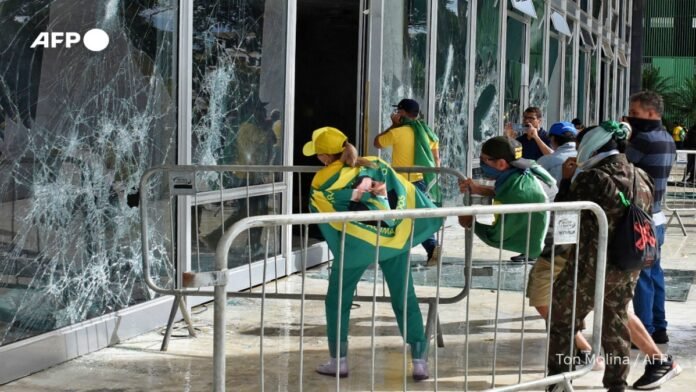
top-left (523, 107), bottom-right (543, 119)
top-left (551, 132), bottom-right (576, 146)
top-left (629, 91), bottom-right (664, 116)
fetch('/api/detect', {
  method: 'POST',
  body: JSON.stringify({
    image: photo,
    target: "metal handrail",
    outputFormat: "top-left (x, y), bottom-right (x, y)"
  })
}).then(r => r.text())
top-left (210, 201), bottom-right (608, 392)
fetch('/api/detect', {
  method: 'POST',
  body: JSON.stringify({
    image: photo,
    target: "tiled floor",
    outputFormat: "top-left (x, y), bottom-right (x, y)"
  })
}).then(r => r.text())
top-left (4, 216), bottom-right (696, 391)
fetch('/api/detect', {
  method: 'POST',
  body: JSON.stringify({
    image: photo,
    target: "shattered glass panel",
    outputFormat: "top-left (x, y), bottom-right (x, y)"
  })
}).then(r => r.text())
top-left (192, 193), bottom-right (282, 271)
top-left (189, 1), bottom-right (287, 260)
top-left (191, 0), bottom-right (286, 171)
top-left (528, 0), bottom-right (548, 112)
top-left (607, 61), bottom-right (615, 120)
top-left (577, 50), bottom-right (587, 121)
top-left (380, 0), bottom-right (428, 165)
top-left (563, 33), bottom-right (575, 120)
top-left (435, 0), bottom-right (469, 202)
top-left (547, 35), bottom-right (562, 123)
top-left (0, 1), bottom-right (178, 346)
top-left (472, 0), bottom-right (500, 158)
top-left (503, 17), bottom-right (526, 126)
top-left (589, 53), bottom-right (598, 124)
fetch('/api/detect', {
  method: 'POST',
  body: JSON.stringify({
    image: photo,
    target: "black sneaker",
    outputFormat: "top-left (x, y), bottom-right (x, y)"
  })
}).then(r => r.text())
top-left (633, 355), bottom-right (682, 390)
top-left (652, 329), bottom-right (669, 344)
top-left (510, 254), bottom-right (536, 263)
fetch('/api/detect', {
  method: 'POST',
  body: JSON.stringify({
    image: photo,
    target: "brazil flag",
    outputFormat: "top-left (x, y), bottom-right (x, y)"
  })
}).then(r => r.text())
top-left (309, 157), bottom-right (443, 268)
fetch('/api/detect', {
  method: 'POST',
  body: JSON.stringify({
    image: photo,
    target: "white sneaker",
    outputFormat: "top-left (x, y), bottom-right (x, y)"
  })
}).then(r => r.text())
top-left (412, 359), bottom-right (429, 381)
top-left (316, 357), bottom-right (348, 378)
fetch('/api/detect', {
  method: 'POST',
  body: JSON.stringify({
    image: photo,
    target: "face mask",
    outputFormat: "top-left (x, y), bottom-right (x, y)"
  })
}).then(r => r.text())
top-left (625, 117), bottom-right (662, 134)
top-left (480, 161), bottom-right (502, 179)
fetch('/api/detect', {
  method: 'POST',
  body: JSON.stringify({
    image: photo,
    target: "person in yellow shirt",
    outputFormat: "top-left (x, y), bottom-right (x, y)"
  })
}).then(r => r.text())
top-left (672, 123), bottom-right (686, 149)
top-left (374, 99), bottom-right (441, 265)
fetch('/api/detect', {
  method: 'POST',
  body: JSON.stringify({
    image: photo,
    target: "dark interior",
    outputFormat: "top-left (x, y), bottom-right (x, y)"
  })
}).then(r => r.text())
top-left (293, 0), bottom-right (361, 220)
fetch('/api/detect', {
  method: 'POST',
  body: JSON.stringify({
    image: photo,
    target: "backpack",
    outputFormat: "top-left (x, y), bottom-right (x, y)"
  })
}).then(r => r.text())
top-left (609, 167), bottom-right (658, 271)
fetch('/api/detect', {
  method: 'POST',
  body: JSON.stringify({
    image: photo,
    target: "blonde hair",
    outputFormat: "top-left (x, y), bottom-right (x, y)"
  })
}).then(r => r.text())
top-left (335, 142), bottom-right (376, 168)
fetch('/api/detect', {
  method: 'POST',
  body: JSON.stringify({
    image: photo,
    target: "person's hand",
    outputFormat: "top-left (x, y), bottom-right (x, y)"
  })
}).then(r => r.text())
top-left (390, 112), bottom-right (402, 127)
top-left (525, 123), bottom-right (538, 140)
top-left (458, 178), bottom-right (484, 195)
top-left (370, 181), bottom-right (387, 197)
top-left (458, 215), bottom-right (474, 228)
top-left (562, 157), bottom-right (578, 179)
top-left (504, 123), bottom-right (516, 139)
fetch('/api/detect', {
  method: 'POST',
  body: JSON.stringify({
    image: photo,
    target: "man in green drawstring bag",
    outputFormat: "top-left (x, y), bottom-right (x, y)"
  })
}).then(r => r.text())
top-left (374, 99), bottom-right (441, 265)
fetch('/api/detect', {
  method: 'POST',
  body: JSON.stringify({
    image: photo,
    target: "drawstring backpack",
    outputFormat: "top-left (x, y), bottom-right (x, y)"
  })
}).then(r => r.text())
top-left (609, 167), bottom-right (658, 271)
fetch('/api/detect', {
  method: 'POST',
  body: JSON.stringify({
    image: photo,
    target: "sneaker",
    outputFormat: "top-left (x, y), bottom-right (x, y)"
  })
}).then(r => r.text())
top-left (651, 329), bottom-right (669, 344)
top-left (633, 355), bottom-right (682, 390)
top-left (510, 254), bottom-right (536, 263)
top-left (316, 357), bottom-right (348, 378)
top-left (412, 359), bottom-right (429, 381)
top-left (426, 246), bottom-right (441, 267)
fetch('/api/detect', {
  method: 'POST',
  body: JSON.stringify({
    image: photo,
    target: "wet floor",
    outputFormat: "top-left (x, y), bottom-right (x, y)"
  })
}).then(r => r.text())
top-left (4, 216), bottom-right (696, 391)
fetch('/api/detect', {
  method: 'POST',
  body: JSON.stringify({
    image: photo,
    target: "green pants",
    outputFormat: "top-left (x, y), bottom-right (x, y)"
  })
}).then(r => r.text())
top-left (325, 251), bottom-right (427, 359)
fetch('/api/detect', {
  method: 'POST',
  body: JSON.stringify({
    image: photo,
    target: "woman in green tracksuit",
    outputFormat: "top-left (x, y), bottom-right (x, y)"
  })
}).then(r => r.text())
top-left (303, 126), bottom-right (442, 381)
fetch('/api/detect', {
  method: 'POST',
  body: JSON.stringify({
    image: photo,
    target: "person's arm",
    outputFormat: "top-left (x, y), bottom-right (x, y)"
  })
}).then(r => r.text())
top-left (374, 113), bottom-right (402, 148)
top-left (554, 157), bottom-right (577, 202)
top-left (625, 136), bottom-right (647, 164)
top-left (525, 126), bottom-right (554, 156)
top-left (431, 147), bottom-right (441, 167)
top-left (459, 178), bottom-right (495, 197)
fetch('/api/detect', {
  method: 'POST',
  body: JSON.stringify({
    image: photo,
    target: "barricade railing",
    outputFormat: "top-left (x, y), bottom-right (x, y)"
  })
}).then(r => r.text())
top-left (664, 149), bottom-right (696, 236)
top-left (139, 167), bottom-right (608, 392)
top-left (214, 202), bottom-right (607, 392)
top-left (139, 165), bottom-right (469, 350)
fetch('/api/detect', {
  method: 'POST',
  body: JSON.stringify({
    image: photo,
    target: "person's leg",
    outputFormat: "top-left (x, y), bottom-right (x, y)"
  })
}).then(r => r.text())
top-left (547, 265), bottom-right (595, 377)
top-left (325, 264), bottom-right (367, 358)
top-left (651, 225), bottom-right (668, 336)
top-left (628, 313), bottom-right (662, 358)
top-left (630, 308), bottom-right (683, 389)
top-left (686, 155), bottom-right (696, 181)
top-left (380, 253), bottom-right (427, 358)
top-left (412, 180), bottom-right (437, 259)
top-left (600, 272), bottom-right (636, 390)
top-left (633, 262), bottom-right (655, 334)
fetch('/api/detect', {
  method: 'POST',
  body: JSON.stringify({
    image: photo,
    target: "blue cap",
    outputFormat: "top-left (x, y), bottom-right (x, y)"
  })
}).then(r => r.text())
top-left (549, 121), bottom-right (578, 136)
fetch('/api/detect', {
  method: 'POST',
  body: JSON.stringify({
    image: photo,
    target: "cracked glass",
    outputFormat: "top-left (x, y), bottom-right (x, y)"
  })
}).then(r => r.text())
top-left (435, 0), bottom-right (469, 202)
top-left (472, 0), bottom-right (500, 158)
top-left (189, 0), bottom-right (287, 264)
top-left (0, 0), bottom-right (178, 346)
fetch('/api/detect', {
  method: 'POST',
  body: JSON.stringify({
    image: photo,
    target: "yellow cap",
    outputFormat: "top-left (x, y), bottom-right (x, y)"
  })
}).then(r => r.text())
top-left (302, 127), bottom-right (348, 156)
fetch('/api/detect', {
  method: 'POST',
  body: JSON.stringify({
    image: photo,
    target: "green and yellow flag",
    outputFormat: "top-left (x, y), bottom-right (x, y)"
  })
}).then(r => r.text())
top-left (309, 157), bottom-right (442, 268)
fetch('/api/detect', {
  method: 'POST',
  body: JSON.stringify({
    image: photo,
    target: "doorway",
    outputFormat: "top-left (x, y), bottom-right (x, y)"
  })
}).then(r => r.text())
top-left (293, 0), bottom-right (362, 216)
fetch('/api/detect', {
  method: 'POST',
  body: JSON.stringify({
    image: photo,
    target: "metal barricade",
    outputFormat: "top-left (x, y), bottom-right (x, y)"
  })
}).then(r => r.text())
top-left (139, 168), bottom-right (609, 392)
top-left (139, 165), bottom-right (469, 351)
top-left (664, 150), bottom-right (696, 236)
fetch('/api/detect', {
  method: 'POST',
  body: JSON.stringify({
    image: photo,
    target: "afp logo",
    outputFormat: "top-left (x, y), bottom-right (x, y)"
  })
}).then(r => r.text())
top-left (31, 29), bottom-right (110, 52)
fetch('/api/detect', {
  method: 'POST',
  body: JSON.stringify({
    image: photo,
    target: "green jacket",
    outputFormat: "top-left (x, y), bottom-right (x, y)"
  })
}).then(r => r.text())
top-left (474, 165), bottom-right (556, 258)
top-left (309, 157), bottom-right (443, 268)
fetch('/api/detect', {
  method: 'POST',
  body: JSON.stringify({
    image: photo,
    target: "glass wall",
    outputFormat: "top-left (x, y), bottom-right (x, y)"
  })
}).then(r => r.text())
top-left (0, 0), bottom-right (178, 346)
top-left (528, 0), bottom-right (548, 110)
top-left (577, 50), bottom-right (587, 121)
top-left (547, 34), bottom-right (562, 123)
top-left (378, 0), bottom-right (428, 169)
top-left (381, 0), bottom-right (428, 131)
top-left (435, 0), bottom-right (469, 202)
top-left (589, 52), bottom-right (599, 124)
top-left (563, 26), bottom-right (576, 120)
top-left (472, 0), bottom-right (501, 156)
top-left (504, 16), bottom-right (527, 125)
top-left (189, 0), bottom-right (287, 265)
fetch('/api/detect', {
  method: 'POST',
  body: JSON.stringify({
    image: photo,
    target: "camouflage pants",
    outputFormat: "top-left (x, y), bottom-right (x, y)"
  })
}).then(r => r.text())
top-left (547, 260), bottom-right (637, 389)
